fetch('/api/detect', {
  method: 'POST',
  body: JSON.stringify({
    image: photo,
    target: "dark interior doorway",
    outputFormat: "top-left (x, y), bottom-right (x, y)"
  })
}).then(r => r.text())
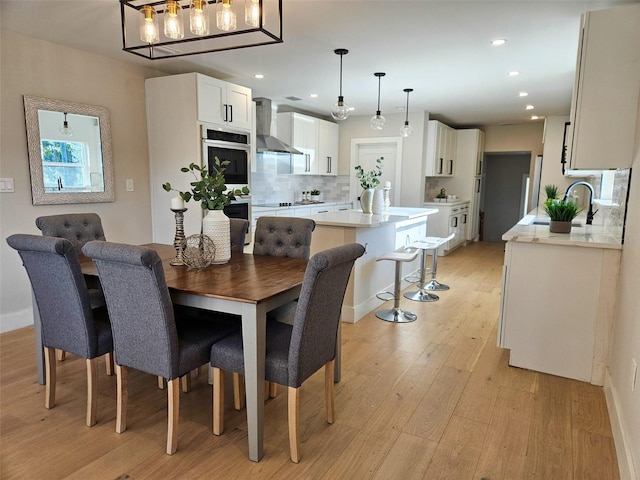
top-left (483, 152), bottom-right (531, 242)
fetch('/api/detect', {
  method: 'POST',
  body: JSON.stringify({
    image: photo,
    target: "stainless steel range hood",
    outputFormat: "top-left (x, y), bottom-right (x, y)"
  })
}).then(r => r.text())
top-left (254, 97), bottom-right (302, 155)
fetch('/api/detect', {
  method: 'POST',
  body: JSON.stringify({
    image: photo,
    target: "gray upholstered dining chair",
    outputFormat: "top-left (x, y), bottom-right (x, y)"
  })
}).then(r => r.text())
top-left (210, 243), bottom-right (365, 463)
top-left (6, 234), bottom-right (114, 427)
top-left (82, 240), bottom-right (240, 455)
top-left (229, 218), bottom-right (249, 253)
top-left (36, 212), bottom-right (108, 361)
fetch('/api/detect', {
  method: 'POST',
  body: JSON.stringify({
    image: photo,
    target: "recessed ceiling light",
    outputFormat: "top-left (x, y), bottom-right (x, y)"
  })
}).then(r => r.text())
top-left (525, 105), bottom-right (535, 110)
top-left (309, 93), bottom-right (318, 98)
top-left (531, 115), bottom-right (539, 120)
top-left (254, 74), bottom-right (264, 79)
top-left (491, 39), bottom-right (507, 46)
top-left (508, 71), bottom-right (520, 77)
top-left (519, 92), bottom-right (529, 97)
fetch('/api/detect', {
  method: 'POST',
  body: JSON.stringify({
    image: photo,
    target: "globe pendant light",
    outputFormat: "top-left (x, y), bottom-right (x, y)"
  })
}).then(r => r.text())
top-left (59, 112), bottom-right (73, 137)
top-left (370, 72), bottom-right (386, 130)
top-left (331, 48), bottom-right (351, 121)
top-left (164, 0), bottom-right (184, 39)
top-left (401, 88), bottom-right (414, 137)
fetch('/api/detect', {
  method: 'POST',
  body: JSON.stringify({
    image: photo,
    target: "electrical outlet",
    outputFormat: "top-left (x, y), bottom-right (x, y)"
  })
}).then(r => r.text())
top-left (126, 179), bottom-right (134, 192)
top-left (632, 359), bottom-right (637, 392)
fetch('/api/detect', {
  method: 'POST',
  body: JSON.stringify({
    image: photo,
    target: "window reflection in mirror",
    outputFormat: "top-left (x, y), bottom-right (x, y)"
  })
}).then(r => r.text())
top-left (23, 95), bottom-right (114, 205)
top-left (37, 110), bottom-right (104, 193)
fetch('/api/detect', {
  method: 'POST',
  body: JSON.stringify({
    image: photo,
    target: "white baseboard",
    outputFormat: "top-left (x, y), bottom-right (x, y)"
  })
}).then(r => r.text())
top-left (604, 369), bottom-right (638, 480)
top-left (0, 307), bottom-right (34, 333)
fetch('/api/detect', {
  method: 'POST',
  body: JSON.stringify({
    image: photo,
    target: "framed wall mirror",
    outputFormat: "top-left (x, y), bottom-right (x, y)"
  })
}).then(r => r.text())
top-left (23, 95), bottom-right (114, 205)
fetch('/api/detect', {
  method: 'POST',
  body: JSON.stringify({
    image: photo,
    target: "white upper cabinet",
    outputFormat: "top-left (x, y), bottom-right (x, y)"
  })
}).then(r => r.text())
top-left (197, 74), bottom-right (252, 131)
top-left (277, 112), bottom-right (339, 175)
top-left (317, 119), bottom-right (339, 176)
top-left (568, 4), bottom-right (640, 170)
top-left (425, 120), bottom-right (457, 176)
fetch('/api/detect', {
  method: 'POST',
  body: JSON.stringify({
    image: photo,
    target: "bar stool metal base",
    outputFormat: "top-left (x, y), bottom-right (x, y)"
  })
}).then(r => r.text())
top-left (404, 289), bottom-right (439, 302)
top-left (424, 279), bottom-right (449, 291)
top-left (376, 307), bottom-right (417, 323)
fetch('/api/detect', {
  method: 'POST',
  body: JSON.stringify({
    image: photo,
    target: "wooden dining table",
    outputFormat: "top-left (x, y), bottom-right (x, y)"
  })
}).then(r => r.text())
top-left (32, 243), bottom-right (308, 462)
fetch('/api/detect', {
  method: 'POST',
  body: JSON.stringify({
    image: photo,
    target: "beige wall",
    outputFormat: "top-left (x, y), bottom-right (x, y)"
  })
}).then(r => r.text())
top-left (0, 31), bottom-right (163, 332)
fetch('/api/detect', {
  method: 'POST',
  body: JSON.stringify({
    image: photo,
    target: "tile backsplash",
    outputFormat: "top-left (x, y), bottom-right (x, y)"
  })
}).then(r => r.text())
top-left (250, 152), bottom-right (351, 204)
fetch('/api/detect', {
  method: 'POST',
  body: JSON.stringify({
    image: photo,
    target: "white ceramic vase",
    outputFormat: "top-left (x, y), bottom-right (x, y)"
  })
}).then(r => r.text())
top-left (202, 209), bottom-right (231, 264)
top-left (360, 188), bottom-right (375, 213)
top-left (372, 189), bottom-right (385, 214)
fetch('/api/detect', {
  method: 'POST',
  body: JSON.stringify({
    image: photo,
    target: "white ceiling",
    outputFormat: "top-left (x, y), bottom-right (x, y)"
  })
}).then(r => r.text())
top-left (2, 0), bottom-right (638, 126)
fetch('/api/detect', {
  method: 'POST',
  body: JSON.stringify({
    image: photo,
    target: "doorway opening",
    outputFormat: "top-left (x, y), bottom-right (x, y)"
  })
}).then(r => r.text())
top-left (482, 152), bottom-right (532, 242)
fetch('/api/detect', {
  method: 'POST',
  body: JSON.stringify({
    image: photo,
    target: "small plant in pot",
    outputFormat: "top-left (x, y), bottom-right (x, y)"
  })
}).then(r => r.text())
top-left (544, 184), bottom-right (559, 208)
top-left (354, 156), bottom-right (383, 213)
top-left (544, 199), bottom-right (582, 233)
top-left (310, 189), bottom-right (321, 202)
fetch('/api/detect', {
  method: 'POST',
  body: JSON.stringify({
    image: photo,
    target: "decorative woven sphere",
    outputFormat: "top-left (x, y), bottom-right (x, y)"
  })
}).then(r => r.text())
top-left (182, 234), bottom-right (216, 269)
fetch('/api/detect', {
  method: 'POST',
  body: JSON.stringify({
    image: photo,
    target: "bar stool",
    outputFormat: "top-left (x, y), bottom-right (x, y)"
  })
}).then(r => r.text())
top-left (375, 249), bottom-right (419, 323)
top-left (403, 239), bottom-right (440, 302)
top-left (423, 233), bottom-right (455, 291)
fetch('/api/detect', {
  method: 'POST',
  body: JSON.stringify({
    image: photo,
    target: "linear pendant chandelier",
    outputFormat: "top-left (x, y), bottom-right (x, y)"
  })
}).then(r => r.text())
top-left (120, 0), bottom-right (283, 60)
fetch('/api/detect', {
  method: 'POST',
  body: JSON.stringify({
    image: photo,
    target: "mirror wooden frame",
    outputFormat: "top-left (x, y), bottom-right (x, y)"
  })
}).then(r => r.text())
top-left (23, 95), bottom-right (115, 205)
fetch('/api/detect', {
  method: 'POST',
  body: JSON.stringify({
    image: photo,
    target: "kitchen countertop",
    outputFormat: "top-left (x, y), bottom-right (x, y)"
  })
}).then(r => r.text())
top-left (423, 199), bottom-right (470, 206)
top-left (306, 207), bottom-right (439, 228)
top-left (502, 208), bottom-right (622, 250)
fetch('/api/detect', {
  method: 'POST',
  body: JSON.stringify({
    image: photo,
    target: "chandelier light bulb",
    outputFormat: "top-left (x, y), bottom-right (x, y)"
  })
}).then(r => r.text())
top-left (217, 0), bottom-right (237, 31)
top-left (245, 0), bottom-right (260, 27)
top-left (370, 72), bottom-right (386, 130)
top-left (59, 112), bottom-right (73, 137)
top-left (401, 88), bottom-right (414, 137)
top-left (164, 0), bottom-right (184, 39)
top-left (139, 5), bottom-right (159, 44)
top-left (190, 0), bottom-right (210, 36)
top-left (331, 48), bottom-right (350, 121)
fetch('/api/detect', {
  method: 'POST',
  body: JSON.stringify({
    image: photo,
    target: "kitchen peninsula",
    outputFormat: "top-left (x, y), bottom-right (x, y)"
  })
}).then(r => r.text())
top-left (499, 209), bottom-right (622, 385)
top-left (306, 207), bottom-right (438, 324)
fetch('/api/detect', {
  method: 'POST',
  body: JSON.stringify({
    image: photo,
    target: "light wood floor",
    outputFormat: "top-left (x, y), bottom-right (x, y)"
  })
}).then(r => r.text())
top-left (0, 242), bottom-right (619, 479)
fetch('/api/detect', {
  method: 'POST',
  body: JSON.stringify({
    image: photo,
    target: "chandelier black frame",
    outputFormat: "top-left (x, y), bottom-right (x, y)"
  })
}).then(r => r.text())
top-left (120, 0), bottom-right (283, 60)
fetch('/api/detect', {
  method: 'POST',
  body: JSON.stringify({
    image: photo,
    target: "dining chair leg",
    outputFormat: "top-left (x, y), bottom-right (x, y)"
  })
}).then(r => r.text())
top-left (86, 358), bottom-right (99, 427)
top-left (269, 382), bottom-right (278, 399)
top-left (44, 346), bottom-right (56, 409)
top-left (115, 364), bottom-right (128, 434)
top-left (212, 367), bottom-right (224, 435)
top-left (166, 378), bottom-right (179, 455)
top-left (232, 373), bottom-right (245, 410)
top-left (325, 360), bottom-right (335, 424)
top-left (288, 386), bottom-right (301, 463)
top-left (181, 374), bottom-right (191, 393)
top-left (105, 352), bottom-right (114, 376)
top-left (56, 349), bottom-right (66, 362)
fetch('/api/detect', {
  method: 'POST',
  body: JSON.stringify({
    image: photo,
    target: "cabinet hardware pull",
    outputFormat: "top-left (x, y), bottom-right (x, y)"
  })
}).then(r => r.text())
top-left (223, 104), bottom-right (228, 122)
top-left (228, 104), bottom-right (233, 123)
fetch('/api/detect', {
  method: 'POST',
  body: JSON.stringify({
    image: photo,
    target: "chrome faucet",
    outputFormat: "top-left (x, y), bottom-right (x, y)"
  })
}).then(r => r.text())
top-left (563, 181), bottom-right (597, 225)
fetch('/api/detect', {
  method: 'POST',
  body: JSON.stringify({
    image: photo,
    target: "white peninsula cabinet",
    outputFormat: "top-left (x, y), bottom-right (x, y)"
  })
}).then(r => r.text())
top-left (422, 201), bottom-right (469, 255)
top-left (567, 3), bottom-right (640, 169)
top-left (499, 217), bottom-right (622, 385)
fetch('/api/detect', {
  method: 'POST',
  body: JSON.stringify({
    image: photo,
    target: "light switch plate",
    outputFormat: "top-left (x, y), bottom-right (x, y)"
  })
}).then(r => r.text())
top-left (0, 178), bottom-right (15, 192)
top-left (126, 179), bottom-right (134, 192)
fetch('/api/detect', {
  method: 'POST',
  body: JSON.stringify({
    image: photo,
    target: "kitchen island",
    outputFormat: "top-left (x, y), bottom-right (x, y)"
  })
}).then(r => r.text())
top-left (499, 209), bottom-right (622, 385)
top-left (306, 207), bottom-right (438, 324)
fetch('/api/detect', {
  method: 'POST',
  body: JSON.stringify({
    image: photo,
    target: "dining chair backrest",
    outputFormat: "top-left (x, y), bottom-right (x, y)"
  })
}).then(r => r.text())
top-left (229, 218), bottom-right (249, 253)
top-left (287, 243), bottom-right (365, 387)
top-left (82, 241), bottom-right (180, 379)
top-left (36, 213), bottom-right (106, 253)
top-left (6, 234), bottom-right (103, 358)
top-left (253, 216), bottom-right (316, 259)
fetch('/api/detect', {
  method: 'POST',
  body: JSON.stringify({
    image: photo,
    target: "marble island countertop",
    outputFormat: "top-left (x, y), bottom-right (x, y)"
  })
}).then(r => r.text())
top-left (502, 208), bottom-right (623, 250)
top-left (307, 207), bottom-right (439, 228)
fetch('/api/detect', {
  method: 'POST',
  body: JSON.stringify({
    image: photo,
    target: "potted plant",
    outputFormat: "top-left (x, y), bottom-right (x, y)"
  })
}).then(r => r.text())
top-left (544, 199), bottom-right (582, 233)
top-left (310, 189), bottom-right (321, 202)
top-left (354, 156), bottom-right (383, 213)
top-left (544, 184), bottom-right (559, 208)
top-left (435, 188), bottom-right (447, 203)
top-left (162, 157), bottom-right (250, 264)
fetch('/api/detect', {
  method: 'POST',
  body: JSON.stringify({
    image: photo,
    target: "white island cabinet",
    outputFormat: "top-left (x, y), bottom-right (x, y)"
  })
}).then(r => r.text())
top-left (306, 207), bottom-right (438, 323)
top-left (499, 212), bottom-right (622, 385)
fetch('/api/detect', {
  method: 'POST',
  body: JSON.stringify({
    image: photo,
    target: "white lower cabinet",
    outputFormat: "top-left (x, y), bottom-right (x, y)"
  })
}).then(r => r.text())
top-left (499, 241), bottom-right (620, 385)
top-left (423, 201), bottom-right (469, 255)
